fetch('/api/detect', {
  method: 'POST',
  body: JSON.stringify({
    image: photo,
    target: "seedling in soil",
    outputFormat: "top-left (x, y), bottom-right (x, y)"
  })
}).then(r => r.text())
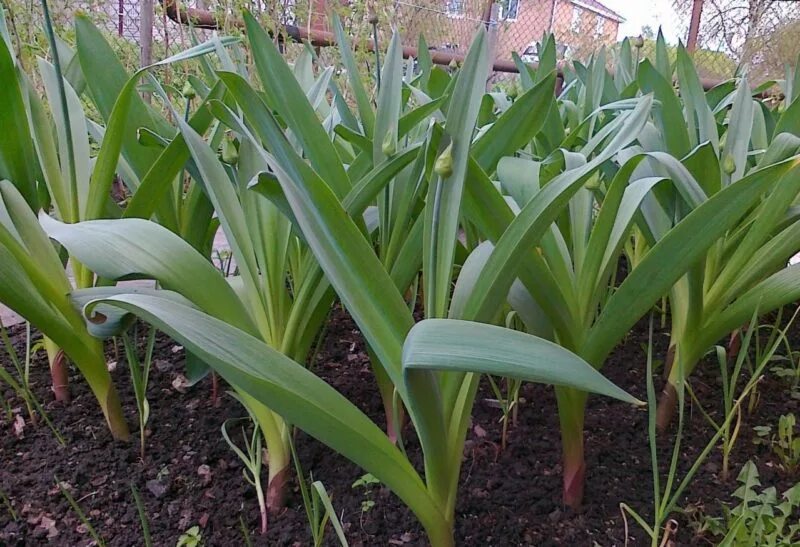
top-left (353, 473), bottom-right (380, 514)
top-left (753, 414), bottom-right (800, 475)
top-left (122, 324), bottom-right (157, 460)
top-left (176, 525), bottom-right (203, 547)
top-left (239, 516), bottom-right (254, 547)
top-left (0, 487), bottom-right (17, 521)
top-left (687, 307), bottom-right (798, 480)
top-left (221, 410), bottom-right (267, 534)
top-left (55, 476), bottom-right (105, 547)
top-left (289, 434), bottom-right (348, 546)
top-left (0, 320), bottom-right (63, 444)
top-left (130, 483), bottom-right (152, 547)
top-left (486, 375), bottom-right (522, 452)
top-left (620, 317), bottom-right (765, 547)
top-left (483, 312), bottom-right (525, 452)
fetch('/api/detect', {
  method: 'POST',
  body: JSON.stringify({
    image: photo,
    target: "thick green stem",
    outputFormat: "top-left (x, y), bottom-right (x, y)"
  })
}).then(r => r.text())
top-left (85, 340), bottom-right (129, 440)
top-left (240, 391), bottom-right (290, 512)
top-left (556, 387), bottom-right (588, 509)
top-left (52, 333), bottom-right (128, 440)
top-left (102, 379), bottom-right (129, 441)
top-left (367, 345), bottom-right (405, 442)
top-left (657, 346), bottom-right (698, 432)
top-left (422, 517), bottom-right (455, 547)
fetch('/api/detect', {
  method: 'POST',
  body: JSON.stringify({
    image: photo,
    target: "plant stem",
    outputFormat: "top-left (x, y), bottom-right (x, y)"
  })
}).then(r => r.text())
top-left (556, 387), bottom-right (588, 508)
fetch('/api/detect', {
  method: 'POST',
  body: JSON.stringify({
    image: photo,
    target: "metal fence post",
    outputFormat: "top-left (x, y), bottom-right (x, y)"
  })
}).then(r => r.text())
top-left (486, 2), bottom-right (499, 89)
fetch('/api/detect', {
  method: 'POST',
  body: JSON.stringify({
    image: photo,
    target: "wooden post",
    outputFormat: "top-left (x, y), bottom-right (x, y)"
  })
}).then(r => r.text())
top-left (140, 0), bottom-right (153, 104)
top-left (140, 0), bottom-right (153, 67)
top-left (686, 0), bottom-right (703, 52)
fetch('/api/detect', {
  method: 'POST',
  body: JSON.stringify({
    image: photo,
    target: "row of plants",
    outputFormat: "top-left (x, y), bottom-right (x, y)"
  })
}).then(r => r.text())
top-left (2, 3), bottom-right (800, 544)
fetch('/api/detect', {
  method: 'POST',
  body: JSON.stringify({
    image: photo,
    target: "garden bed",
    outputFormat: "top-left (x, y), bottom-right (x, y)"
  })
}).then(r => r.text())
top-left (1, 306), bottom-right (798, 546)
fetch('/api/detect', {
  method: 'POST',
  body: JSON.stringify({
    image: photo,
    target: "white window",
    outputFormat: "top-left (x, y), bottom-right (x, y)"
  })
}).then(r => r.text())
top-left (571, 6), bottom-right (582, 32)
top-left (445, 0), bottom-right (465, 17)
top-left (595, 15), bottom-right (605, 36)
top-left (501, 0), bottom-right (520, 21)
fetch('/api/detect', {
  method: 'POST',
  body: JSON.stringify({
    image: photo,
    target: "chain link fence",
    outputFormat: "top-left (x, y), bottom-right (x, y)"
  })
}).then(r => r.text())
top-left (3, 0), bottom-right (800, 87)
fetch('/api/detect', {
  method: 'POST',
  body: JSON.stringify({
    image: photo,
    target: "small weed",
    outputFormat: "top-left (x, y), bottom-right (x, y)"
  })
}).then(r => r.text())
top-left (753, 414), bottom-right (800, 475)
top-left (686, 461), bottom-right (800, 545)
top-left (176, 525), bottom-right (203, 547)
top-left (352, 473), bottom-right (380, 514)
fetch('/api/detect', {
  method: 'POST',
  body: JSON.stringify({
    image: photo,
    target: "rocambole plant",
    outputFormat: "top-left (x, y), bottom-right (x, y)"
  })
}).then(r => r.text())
top-left (46, 21), bottom-right (642, 546)
top-left (0, 6), bottom-right (130, 438)
top-left (41, 23), bottom-right (335, 511)
top-left (464, 32), bottom-right (800, 508)
top-left (0, 9), bottom-right (241, 440)
top-left (625, 42), bottom-right (800, 431)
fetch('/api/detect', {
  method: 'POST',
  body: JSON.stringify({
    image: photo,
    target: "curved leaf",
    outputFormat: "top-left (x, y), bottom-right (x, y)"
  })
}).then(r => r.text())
top-left (403, 319), bottom-right (641, 405)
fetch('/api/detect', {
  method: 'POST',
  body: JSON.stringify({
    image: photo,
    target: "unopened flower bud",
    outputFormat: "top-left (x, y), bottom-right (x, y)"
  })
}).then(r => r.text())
top-left (182, 81), bottom-right (196, 99)
top-left (221, 138), bottom-right (238, 164)
top-left (381, 131), bottom-right (396, 156)
top-left (434, 143), bottom-right (454, 178)
top-left (722, 154), bottom-right (736, 175)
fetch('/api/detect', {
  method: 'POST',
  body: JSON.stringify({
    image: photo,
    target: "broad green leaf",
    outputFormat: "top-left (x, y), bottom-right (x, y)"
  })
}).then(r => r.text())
top-left (40, 215), bottom-right (257, 335)
top-left (676, 43), bottom-right (719, 153)
top-left (373, 31), bottom-right (403, 165)
top-left (638, 59), bottom-right (690, 157)
top-left (332, 13), bottom-right (375, 137)
top-left (423, 28), bottom-right (489, 319)
top-left (75, 15), bottom-right (169, 180)
top-left (720, 76), bottom-right (755, 184)
top-left (461, 96), bottom-right (652, 325)
top-left (0, 38), bottom-right (38, 208)
top-left (403, 319), bottom-right (641, 404)
top-left (471, 72), bottom-right (556, 174)
top-left (82, 292), bottom-right (442, 530)
top-left (584, 157), bottom-right (799, 365)
top-left (244, 11), bottom-right (350, 199)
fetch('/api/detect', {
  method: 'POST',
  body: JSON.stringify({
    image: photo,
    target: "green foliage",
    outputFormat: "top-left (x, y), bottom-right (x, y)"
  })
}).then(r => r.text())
top-left (0, 319), bottom-right (62, 443)
top-left (56, 477), bottom-right (105, 547)
top-left (176, 525), bottom-right (203, 547)
top-left (635, 35), bottom-right (737, 81)
top-left (122, 325), bottom-right (157, 459)
top-left (290, 436), bottom-right (349, 547)
top-left (754, 414), bottom-right (800, 475)
top-left (688, 461), bottom-right (800, 546)
top-left (221, 407), bottom-right (268, 535)
top-left (6, 5), bottom-right (800, 544)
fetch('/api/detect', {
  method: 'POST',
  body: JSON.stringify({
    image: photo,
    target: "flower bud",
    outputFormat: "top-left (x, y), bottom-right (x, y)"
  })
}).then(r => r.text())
top-left (722, 154), bottom-right (736, 175)
top-left (434, 143), bottom-right (454, 178)
top-left (182, 81), bottom-right (196, 100)
top-left (221, 138), bottom-right (239, 165)
top-left (634, 35), bottom-right (644, 49)
top-left (382, 130), bottom-right (396, 156)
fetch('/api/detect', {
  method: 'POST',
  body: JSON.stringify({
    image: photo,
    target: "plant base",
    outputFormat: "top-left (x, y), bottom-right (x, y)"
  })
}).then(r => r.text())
top-left (656, 382), bottom-right (678, 432)
top-left (563, 456), bottom-right (586, 509)
top-left (266, 466), bottom-right (289, 513)
top-left (49, 349), bottom-right (70, 403)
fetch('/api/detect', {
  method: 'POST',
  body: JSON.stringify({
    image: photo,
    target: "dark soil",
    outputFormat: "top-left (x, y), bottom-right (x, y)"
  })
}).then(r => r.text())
top-left (1, 307), bottom-right (799, 546)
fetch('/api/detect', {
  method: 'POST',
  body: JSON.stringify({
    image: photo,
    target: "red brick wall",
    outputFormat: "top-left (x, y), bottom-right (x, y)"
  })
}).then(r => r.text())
top-left (492, 0), bottom-right (620, 61)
